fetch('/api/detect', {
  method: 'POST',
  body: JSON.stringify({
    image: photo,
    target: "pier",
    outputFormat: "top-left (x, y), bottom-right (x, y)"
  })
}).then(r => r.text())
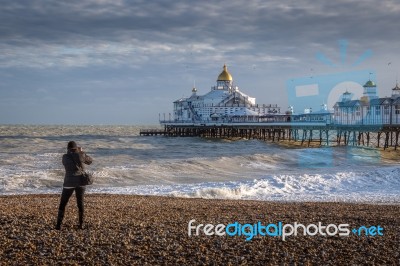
top-left (140, 122), bottom-right (400, 150)
top-left (143, 64), bottom-right (400, 150)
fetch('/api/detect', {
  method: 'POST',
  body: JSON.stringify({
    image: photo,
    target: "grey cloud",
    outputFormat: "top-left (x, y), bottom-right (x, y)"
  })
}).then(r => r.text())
top-left (0, 0), bottom-right (398, 76)
top-left (1, 0), bottom-right (399, 68)
top-left (1, 0), bottom-right (399, 124)
top-left (2, 0), bottom-right (399, 41)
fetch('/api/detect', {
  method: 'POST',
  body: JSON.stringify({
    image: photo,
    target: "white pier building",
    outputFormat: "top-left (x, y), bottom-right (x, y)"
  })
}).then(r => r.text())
top-left (172, 65), bottom-right (280, 123)
top-left (334, 80), bottom-right (400, 125)
top-left (162, 64), bottom-right (400, 127)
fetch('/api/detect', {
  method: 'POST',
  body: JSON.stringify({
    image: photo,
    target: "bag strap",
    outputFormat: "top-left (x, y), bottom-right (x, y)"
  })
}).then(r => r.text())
top-left (68, 153), bottom-right (83, 171)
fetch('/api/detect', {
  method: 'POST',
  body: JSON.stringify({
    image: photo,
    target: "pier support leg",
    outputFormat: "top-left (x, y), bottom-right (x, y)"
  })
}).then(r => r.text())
top-left (377, 132), bottom-right (381, 148)
top-left (384, 132), bottom-right (389, 150)
top-left (319, 130), bottom-right (322, 145)
top-left (326, 130), bottom-right (329, 146)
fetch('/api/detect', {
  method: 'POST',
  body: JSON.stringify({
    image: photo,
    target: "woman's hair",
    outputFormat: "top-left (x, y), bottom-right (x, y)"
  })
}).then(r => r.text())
top-left (67, 141), bottom-right (78, 150)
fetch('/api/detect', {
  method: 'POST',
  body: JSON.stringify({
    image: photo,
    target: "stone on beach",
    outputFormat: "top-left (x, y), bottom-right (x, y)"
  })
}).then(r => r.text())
top-left (0, 194), bottom-right (399, 265)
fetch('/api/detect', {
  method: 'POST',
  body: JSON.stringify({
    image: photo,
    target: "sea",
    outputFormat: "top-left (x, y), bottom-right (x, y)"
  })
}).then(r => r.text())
top-left (0, 125), bottom-right (399, 203)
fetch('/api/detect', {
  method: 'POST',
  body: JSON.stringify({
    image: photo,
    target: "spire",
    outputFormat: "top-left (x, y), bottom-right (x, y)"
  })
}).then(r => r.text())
top-left (392, 79), bottom-right (400, 96)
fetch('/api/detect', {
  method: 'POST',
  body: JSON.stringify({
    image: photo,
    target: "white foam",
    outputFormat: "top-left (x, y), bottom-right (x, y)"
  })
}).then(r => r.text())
top-left (85, 167), bottom-right (400, 203)
top-left (2, 168), bottom-right (400, 203)
top-left (178, 169), bottom-right (400, 203)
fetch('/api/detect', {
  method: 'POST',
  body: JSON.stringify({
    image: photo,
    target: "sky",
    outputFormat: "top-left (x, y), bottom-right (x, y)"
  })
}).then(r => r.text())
top-left (0, 0), bottom-right (399, 125)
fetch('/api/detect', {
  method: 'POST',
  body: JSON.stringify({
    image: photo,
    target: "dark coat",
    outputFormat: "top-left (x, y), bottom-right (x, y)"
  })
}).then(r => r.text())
top-left (62, 150), bottom-right (93, 187)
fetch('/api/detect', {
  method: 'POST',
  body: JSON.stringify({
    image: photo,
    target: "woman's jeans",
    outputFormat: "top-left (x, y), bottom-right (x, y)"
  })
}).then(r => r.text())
top-left (58, 186), bottom-right (86, 213)
top-left (56, 186), bottom-right (86, 229)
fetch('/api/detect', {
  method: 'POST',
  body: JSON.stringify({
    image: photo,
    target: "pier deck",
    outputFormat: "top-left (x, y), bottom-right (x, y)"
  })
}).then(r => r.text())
top-left (139, 129), bottom-right (168, 136)
top-left (140, 122), bottom-right (400, 149)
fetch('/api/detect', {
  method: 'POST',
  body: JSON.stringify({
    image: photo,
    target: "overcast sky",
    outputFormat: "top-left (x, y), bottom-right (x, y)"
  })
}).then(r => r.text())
top-left (1, 0), bottom-right (399, 125)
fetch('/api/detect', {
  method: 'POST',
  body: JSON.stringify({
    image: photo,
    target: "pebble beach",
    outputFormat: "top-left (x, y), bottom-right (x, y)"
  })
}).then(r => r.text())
top-left (0, 194), bottom-right (399, 265)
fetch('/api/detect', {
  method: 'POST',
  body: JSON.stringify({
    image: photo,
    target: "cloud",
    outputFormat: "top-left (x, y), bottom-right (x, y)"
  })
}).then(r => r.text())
top-left (0, 0), bottom-right (399, 123)
top-left (0, 0), bottom-right (396, 68)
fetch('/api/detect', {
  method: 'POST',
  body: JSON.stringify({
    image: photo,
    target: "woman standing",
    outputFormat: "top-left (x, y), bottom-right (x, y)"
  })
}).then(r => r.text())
top-left (55, 141), bottom-right (93, 230)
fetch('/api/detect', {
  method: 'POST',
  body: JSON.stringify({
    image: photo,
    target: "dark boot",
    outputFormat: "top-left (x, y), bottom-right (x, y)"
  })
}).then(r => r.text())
top-left (55, 210), bottom-right (64, 230)
top-left (78, 211), bottom-right (84, 229)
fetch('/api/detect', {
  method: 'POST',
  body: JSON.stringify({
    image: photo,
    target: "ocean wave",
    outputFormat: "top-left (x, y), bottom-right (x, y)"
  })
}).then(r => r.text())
top-left (168, 168), bottom-right (400, 203)
top-left (82, 167), bottom-right (400, 203)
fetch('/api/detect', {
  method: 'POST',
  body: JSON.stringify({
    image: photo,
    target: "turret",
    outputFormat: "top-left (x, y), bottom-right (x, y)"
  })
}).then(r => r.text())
top-left (340, 91), bottom-right (352, 102)
top-left (360, 79), bottom-right (378, 102)
top-left (391, 81), bottom-right (400, 97)
top-left (216, 64), bottom-right (233, 89)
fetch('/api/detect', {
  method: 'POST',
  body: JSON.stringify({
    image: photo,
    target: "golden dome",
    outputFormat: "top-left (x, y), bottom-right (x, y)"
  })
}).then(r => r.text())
top-left (217, 64), bottom-right (233, 81)
top-left (363, 80), bottom-right (376, 87)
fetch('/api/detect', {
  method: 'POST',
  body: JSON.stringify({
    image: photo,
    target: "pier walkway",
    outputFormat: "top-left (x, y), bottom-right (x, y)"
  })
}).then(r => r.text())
top-left (140, 122), bottom-right (400, 149)
top-left (139, 129), bottom-right (168, 136)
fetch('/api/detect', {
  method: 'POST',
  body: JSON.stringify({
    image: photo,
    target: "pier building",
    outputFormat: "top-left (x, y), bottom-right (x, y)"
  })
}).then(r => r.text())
top-left (142, 65), bottom-right (400, 150)
top-left (333, 81), bottom-right (400, 125)
top-left (173, 65), bottom-right (280, 123)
